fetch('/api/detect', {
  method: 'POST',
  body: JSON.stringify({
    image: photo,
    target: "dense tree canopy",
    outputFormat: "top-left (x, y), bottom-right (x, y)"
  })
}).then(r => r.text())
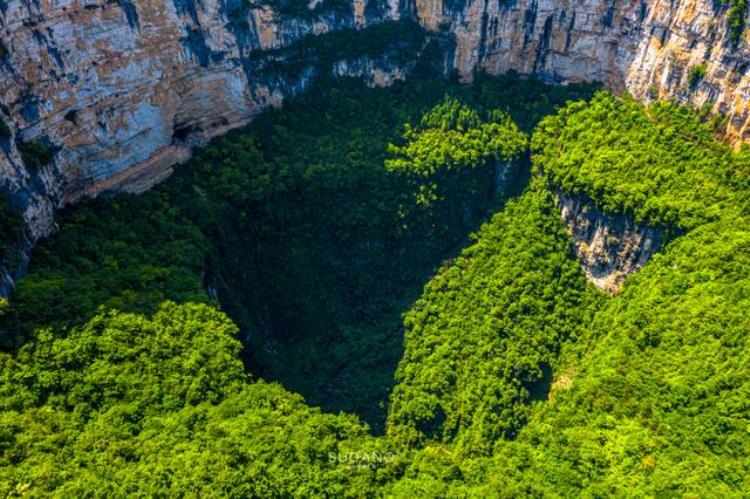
top-left (387, 179), bottom-right (600, 456)
top-left (386, 96), bottom-right (527, 177)
top-left (532, 92), bottom-right (744, 229)
top-left (1, 74), bottom-right (748, 496)
top-left (386, 96), bottom-right (527, 206)
top-left (0, 303), bottom-right (400, 496)
top-left (389, 86), bottom-right (750, 497)
top-left (394, 210), bottom-right (750, 496)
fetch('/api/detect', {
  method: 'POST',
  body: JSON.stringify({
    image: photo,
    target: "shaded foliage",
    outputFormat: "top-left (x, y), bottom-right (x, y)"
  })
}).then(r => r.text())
top-left (386, 96), bottom-right (527, 206)
top-left (7, 76), bottom-right (746, 496)
top-left (17, 140), bottom-right (56, 173)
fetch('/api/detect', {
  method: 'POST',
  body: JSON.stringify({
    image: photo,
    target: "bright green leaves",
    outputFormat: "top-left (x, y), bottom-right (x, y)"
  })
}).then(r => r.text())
top-left (0, 303), bottom-right (398, 496)
top-left (6, 76), bottom-right (750, 496)
top-left (386, 97), bottom-right (527, 177)
top-left (532, 92), bottom-right (744, 230)
top-left (418, 96), bottom-right (483, 131)
top-left (0, 302), bottom-right (245, 416)
top-left (387, 180), bottom-right (598, 457)
top-left (386, 97), bottom-right (527, 206)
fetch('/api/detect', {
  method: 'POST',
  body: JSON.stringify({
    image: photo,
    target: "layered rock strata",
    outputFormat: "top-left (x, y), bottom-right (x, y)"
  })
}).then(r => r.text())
top-left (1, 0), bottom-right (748, 292)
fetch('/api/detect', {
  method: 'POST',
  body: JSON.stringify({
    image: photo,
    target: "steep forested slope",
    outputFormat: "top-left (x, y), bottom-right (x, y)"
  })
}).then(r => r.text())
top-left (481, 213), bottom-right (750, 495)
top-left (532, 93), bottom-right (748, 229)
top-left (387, 180), bottom-right (601, 457)
top-left (388, 91), bottom-right (750, 497)
top-left (0, 303), bottom-right (403, 496)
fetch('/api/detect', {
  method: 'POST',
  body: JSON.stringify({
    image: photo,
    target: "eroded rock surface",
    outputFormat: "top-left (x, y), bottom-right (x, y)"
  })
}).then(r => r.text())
top-left (0, 0), bottom-right (412, 291)
top-left (1, 0), bottom-right (749, 291)
top-left (420, 0), bottom-right (750, 145)
top-left (556, 191), bottom-right (663, 293)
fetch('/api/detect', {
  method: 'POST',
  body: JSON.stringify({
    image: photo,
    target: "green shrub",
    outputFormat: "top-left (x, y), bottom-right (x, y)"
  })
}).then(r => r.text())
top-left (17, 140), bottom-right (56, 172)
top-left (0, 197), bottom-right (22, 257)
top-left (726, 0), bottom-right (748, 46)
top-left (688, 63), bottom-right (707, 87)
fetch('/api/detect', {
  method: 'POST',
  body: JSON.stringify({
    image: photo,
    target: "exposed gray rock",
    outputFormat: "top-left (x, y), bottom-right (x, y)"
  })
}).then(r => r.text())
top-left (0, 0), bottom-right (748, 293)
top-left (556, 190), bottom-right (663, 293)
top-left (421, 0), bottom-right (750, 147)
top-left (494, 160), bottom-right (519, 193)
top-left (0, 0), bottom-right (415, 293)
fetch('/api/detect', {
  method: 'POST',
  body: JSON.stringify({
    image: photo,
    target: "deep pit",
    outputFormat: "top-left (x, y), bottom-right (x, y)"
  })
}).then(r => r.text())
top-left (3, 74), bottom-right (596, 429)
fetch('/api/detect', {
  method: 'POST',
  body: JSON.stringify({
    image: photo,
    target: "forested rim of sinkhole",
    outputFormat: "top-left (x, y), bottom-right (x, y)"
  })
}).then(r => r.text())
top-left (0, 72), bottom-right (748, 497)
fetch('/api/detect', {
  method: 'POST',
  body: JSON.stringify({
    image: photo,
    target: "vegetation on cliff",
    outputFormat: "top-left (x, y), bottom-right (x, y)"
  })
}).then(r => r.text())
top-left (0, 119), bottom-right (11, 140)
top-left (0, 199), bottom-right (21, 262)
top-left (386, 96), bottom-right (527, 206)
top-left (253, 20), bottom-right (426, 78)
top-left (724, 0), bottom-right (749, 46)
top-left (688, 63), bottom-right (708, 87)
top-left (532, 92), bottom-right (746, 230)
top-left (387, 88), bottom-right (750, 496)
top-left (387, 179), bottom-right (601, 456)
top-left (17, 140), bottom-right (56, 173)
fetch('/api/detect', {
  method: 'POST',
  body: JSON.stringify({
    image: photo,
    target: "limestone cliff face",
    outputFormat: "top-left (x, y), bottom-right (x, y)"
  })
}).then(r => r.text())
top-left (1, 0), bottom-right (409, 198)
top-left (0, 0), bottom-right (413, 291)
top-left (419, 0), bottom-right (750, 144)
top-left (1, 0), bottom-right (749, 293)
top-left (556, 191), bottom-right (663, 293)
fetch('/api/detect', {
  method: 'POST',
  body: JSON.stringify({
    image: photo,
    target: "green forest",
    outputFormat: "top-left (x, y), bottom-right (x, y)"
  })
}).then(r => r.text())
top-left (0, 71), bottom-right (748, 496)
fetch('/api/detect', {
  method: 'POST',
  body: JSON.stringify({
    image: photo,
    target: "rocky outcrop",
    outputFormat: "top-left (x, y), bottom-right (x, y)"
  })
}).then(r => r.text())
top-left (0, 0), bottom-right (749, 293)
top-left (494, 160), bottom-right (519, 193)
top-left (556, 191), bottom-right (663, 293)
top-left (333, 57), bottom-right (410, 86)
top-left (0, 0), bottom-right (409, 198)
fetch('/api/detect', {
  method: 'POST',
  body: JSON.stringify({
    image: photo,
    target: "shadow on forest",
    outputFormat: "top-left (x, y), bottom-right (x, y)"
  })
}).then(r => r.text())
top-left (215, 159), bottom-right (533, 432)
top-left (2, 75), bottom-right (598, 433)
top-left (201, 76), bottom-right (598, 432)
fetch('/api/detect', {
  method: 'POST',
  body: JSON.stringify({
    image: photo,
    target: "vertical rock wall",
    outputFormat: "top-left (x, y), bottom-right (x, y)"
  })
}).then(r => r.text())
top-left (420, 0), bottom-right (750, 143)
top-left (0, 0), bottom-right (413, 292)
top-left (1, 0), bottom-right (749, 292)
